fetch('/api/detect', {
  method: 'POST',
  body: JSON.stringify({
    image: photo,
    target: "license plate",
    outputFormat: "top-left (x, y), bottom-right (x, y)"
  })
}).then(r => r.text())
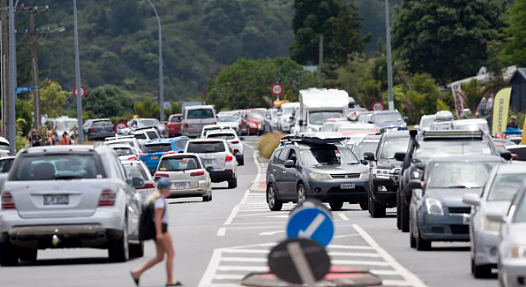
top-left (150, 156), bottom-right (159, 160)
top-left (340, 183), bottom-right (355, 189)
top-left (44, 194), bottom-right (69, 205)
top-left (174, 182), bottom-right (190, 190)
top-left (204, 160), bottom-right (213, 166)
top-left (463, 214), bottom-right (470, 225)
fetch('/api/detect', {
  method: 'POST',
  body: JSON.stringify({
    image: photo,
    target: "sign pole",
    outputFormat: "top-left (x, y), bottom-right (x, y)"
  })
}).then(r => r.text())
top-left (287, 242), bottom-right (317, 287)
top-left (73, 0), bottom-right (83, 144)
top-left (8, 0), bottom-right (16, 155)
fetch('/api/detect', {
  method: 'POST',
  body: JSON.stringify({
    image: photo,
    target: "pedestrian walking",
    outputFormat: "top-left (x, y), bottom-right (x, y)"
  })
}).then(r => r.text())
top-left (60, 131), bottom-right (72, 145)
top-left (29, 129), bottom-right (42, 147)
top-left (478, 96), bottom-right (487, 117)
top-left (130, 178), bottom-right (182, 287)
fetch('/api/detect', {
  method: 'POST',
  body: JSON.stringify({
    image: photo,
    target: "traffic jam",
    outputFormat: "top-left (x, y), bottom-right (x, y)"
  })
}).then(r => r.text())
top-left (0, 88), bottom-right (525, 287)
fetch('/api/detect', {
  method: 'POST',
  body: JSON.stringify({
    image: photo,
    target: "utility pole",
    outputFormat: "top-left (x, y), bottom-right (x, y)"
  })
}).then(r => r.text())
top-left (8, 0), bottom-right (16, 154)
top-left (1, 0), bottom-right (9, 138)
top-left (146, 0), bottom-right (164, 122)
top-left (20, 5), bottom-right (49, 128)
top-left (73, 0), bottom-right (83, 144)
top-left (385, 0), bottom-right (394, 111)
top-left (318, 35), bottom-right (323, 88)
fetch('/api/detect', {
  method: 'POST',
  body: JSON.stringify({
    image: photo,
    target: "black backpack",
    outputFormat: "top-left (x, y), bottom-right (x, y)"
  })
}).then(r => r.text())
top-left (139, 203), bottom-right (156, 241)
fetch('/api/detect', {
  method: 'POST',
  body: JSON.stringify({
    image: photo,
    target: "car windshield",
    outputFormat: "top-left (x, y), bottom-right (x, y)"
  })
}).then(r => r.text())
top-left (431, 122), bottom-right (453, 130)
top-left (55, 120), bottom-right (77, 131)
top-left (207, 133), bottom-right (237, 140)
top-left (380, 138), bottom-right (410, 159)
top-left (113, 147), bottom-right (133, 156)
top-left (282, 107), bottom-right (295, 116)
top-left (247, 112), bottom-right (264, 119)
top-left (339, 125), bottom-right (376, 132)
top-left (146, 131), bottom-right (159, 139)
top-left (414, 140), bottom-right (493, 159)
top-left (217, 116), bottom-right (237, 122)
top-left (138, 119), bottom-right (159, 128)
top-left (143, 144), bottom-right (172, 153)
top-left (93, 120), bottom-right (113, 127)
top-left (428, 161), bottom-right (494, 189)
top-left (158, 157), bottom-right (202, 171)
top-left (187, 108), bottom-right (215, 119)
top-left (453, 122), bottom-right (490, 133)
top-left (358, 114), bottom-right (371, 123)
top-left (187, 142), bottom-right (225, 153)
top-left (487, 174), bottom-right (524, 202)
top-left (10, 154), bottom-right (103, 180)
top-left (373, 113), bottom-right (402, 123)
top-left (300, 146), bottom-right (359, 166)
top-left (421, 117), bottom-right (436, 128)
top-left (123, 163), bottom-right (149, 181)
top-left (513, 193), bottom-right (526, 223)
top-left (321, 123), bottom-right (336, 132)
top-left (309, 111), bottom-right (344, 125)
top-left (355, 141), bottom-right (379, 159)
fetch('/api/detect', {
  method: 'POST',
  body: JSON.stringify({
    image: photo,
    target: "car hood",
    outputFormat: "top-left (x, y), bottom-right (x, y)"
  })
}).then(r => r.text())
top-left (376, 121), bottom-right (405, 128)
top-left (376, 159), bottom-right (402, 169)
top-left (426, 188), bottom-right (483, 206)
top-left (306, 164), bottom-right (369, 174)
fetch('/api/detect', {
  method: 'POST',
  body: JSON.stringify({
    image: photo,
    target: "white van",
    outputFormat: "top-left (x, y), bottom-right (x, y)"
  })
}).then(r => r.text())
top-left (181, 105), bottom-right (217, 138)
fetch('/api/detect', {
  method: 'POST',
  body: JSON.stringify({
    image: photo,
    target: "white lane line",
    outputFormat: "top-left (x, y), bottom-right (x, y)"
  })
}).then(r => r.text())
top-left (220, 226), bottom-right (284, 230)
top-left (213, 274), bottom-right (245, 280)
top-left (239, 189), bottom-right (250, 205)
top-left (221, 257), bottom-right (266, 263)
top-left (217, 265), bottom-right (267, 272)
top-left (197, 249), bottom-right (223, 287)
top-left (252, 149), bottom-right (262, 185)
top-left (225, 222), bottom-right (287, 225)
top-left (329, 252), bottom-right (381, 258)
top-left (353, 224), bottom-right (429, 287)
top-left (224, 204), bottom-right (240, 225)
top-left (333, 234), bottom-right (361, 239)
top-left (382, 279), bottom-right (412, 286)
top-left (371, 270), bottom-right (400, 276)
top-left (259, 230), bottom-right (285, 236)
top-left (222, 249), bottom-right (269, 254)
top-left (332, 260), bottom-right (390, 266)
top-left (328, 244), bottom-right (375, 250)
top-left (338, 212), bottom-right (350, 221)
top-left (217, 227), bottom-right (226, 237)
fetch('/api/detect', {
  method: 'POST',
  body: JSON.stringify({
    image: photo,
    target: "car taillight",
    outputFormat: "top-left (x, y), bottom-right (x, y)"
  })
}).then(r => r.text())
top-left (225, 155), bottom-right (233, 162)
top-left (98, 189), bottom-right (116, 207)
top-left (190, 170), bottom-right (205, 176)
top-left (155, 173), bottom-right (169, 178)
top-left (1, 192), bottom-right (15, 210)
top-left (136, 183), bottom-right (155, 190)
top-left (230, 140), bottom-right (240, 144)
top-left (128, 156), bottom-right (137, 161)
top-left (90, 127), bottom-right (97, 130)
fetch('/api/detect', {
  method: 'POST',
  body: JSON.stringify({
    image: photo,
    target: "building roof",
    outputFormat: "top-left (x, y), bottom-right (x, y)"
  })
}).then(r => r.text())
top-left (509, 67), bottom-right (526, 83)
top-left (448, 66), bottom-right (518, 88)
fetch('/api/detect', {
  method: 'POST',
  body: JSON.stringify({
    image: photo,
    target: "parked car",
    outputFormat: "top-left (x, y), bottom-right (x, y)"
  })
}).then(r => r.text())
top-left (140, 137), bottom-right (189, 174)
top-left (278, 103), bottom-right (300, 133)
top-left (409, 155), bottom-right (503, 251)
top-left (47, 117), bottom-right (79, 142)
top-left (200, 125), bottom-right (237, 138)
top-left (0, 156), bottom-right (15, 173)
top-left (414, 114), bottom-right (436, 131)
top-left (453, 119), bottom-right (491, 134)
top-left (462, 163), bottom-right (526, 278)
top-left (165, 114), bottom-right (182, 137)
top-left (242, 109), bottom-right (266, 136)
top-left (0, 137), bottom-right (10, 157)
top-left (0, 145), bottom-right (145, 266)
top-left (110, 144), bottom-right (141, 161)
top-left (334, 122), bottom-right (378, 136)
top-left (83, 118), bottom-right (115, 141)
top-left (205, 129), bottom-right (245, 165)
top-left (154, 153), bottom-right (212, 201)
top-left (320, 118), bottom-right (348, 132)
top-left (181, 105), bottom-right (217, 138)
top-left (263, 108), bottom-right (280, 134)
top-left (184, 139), bottom-right (237, 188)
top-left (122, 160), bottom-right (156, 203)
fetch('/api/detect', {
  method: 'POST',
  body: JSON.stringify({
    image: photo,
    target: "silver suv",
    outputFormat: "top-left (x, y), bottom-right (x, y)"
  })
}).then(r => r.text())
top-left (181, 105), bottom-right (217, 138)
top-left (0, 145), bottom-right (145, 266)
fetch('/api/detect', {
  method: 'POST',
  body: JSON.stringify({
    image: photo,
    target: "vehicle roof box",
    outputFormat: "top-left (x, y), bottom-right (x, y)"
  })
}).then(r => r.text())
top-left (299, 88), bottom-right (349, 110)
top-left (435, 110), bottom-right (454, 122)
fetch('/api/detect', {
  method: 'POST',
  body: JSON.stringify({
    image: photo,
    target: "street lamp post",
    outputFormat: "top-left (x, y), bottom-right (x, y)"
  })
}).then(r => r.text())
top-left (73, 0), bottom-right (83, 143)
top-left (8, 0), bottom-right (16, 155)
top-left (146, 0), bottom-right (164, 122)
top-left (385, 0), bottom-right (394, 111)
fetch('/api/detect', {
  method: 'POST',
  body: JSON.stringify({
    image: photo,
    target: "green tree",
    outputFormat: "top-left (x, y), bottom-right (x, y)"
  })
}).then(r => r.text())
top-left (37, 79), bottom-right (70, 119)
top-left (289, 0), bottom-right (368, 65)
top-left (135, 98), bottom-right (161, 118)
top-left (502, 0), bottom-right (526, 66)
top-left (411, 73), bottom-right (439, 115)
top-left (82, 85), bottom-right (135, 118)
top-left (392, 0), bottom-right (507, 83)
top-left (15, 99), bottom-right (33, 136)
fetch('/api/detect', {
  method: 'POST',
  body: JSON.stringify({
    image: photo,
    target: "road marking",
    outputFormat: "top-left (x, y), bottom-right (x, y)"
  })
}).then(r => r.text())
top-left (332, 259), bottom-right (390, 266)
top-left (197, 249), bottom-right (223, 287)
top-left (298, 213), bottom-right (326, 237)
top-left (382, 279), bottom-right (412, 286)
top-left (252, 150), bottom-right (262, 186)
top-left (334, 234), bottom-right (361, 239)
top-left (265, 214), bottom-right (289, 218)
top-left (213, 274), bottom-right (245, 280)
top-left (328, 244), bottom-right (375, 250)
top-left (224, 205), bottom-right (240, 225)
top-left (217, 227), bottom-right (226, 236)
top-left (222, 249), bottom-right (269, 254)
top-left (239, 189), bottom-right (250, 205)
top-left (353, 224), bottom-right (429, 287)
top-left (372, 270), bottom-right (401, 276)
top-left (259, 230), bottom-right (285, 236)
top-left (217, 265), bottom-right (267, 272)
top-left (221, 257), bottom-right (266, 263)
top-left (338, 212), bottom-right (350, 221)
top-left (329, 252), bottom-right (381, 258)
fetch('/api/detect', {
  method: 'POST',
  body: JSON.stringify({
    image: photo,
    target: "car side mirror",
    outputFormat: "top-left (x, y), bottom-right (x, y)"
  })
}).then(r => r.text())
top-left (500, 151), bottom-right (512, 161)
top-left (299, 120), bottom-right (304, 126)
top-left (284, 160), bottom-right (296, 168)
top-left (360, 159), bottom-right (368, 165)
top-left (462, 193), bottom-right (481, 206)
top-left (363, 152), bottom-right (375, 161)
top-left (404, 116), bottom-right (408, 122)
top-left (368, 121), bottom-right (374, 124)
top-left (132, 177), bottom-right (145, 188)
top-left (394, 152), bottom-right (406, 162)
top-left (486, 211), bottom-right (507, 223)
top-left (239, 137), bottom-right (245, 141)
top-left (206, 166), bottom-right (214, 173)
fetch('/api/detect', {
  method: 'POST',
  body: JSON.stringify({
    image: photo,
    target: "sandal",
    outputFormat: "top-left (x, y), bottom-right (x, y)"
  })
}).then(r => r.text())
top-left (130, 271), bottom-right (139, 287)
top-left (165, 281), bottom-right (183, 286)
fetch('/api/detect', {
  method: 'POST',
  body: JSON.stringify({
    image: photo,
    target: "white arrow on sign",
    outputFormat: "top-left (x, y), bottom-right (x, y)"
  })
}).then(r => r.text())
top-left (298, 213), bottom-right (326, 238)
top-left (260, 230), bottom-right (285, 236)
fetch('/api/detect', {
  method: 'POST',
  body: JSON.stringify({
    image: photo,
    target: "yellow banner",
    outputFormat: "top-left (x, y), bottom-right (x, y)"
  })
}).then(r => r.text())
top-left (492, 88), bottom-right (512, 136)
top-left (522, 116), bottom-right (526, 144)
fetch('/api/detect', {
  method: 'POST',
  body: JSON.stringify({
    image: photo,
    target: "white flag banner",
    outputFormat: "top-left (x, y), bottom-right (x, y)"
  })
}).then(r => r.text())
top-left (451, 82), bottom-right (464, 117)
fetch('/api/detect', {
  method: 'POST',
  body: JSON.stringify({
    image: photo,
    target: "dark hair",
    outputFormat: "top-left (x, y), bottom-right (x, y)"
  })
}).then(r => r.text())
top-left (63, 131), bottom-right (69, 136)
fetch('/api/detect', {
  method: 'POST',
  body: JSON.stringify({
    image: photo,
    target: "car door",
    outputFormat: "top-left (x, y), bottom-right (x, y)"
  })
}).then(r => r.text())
top-left (274, 147), bottom-right (290, 194)
top-left (282, 148), bottom-right (300, 198)
top-left (113, 155), bottom-right (140, 239)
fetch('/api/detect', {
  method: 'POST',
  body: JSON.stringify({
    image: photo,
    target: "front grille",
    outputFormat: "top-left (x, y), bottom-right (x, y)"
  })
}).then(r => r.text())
top-left (450, 225), bottom-right (469, 234)
top-left (330, 173), bottom-right (360, 179)
top-left (327, 186), bottom-right (366, 194)
top-left (448, 207), bottom-right (471, 214)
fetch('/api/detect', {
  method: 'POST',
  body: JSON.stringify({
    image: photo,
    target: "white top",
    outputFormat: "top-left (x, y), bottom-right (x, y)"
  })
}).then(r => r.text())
top-left (153, 196), bottom-right (168, 224)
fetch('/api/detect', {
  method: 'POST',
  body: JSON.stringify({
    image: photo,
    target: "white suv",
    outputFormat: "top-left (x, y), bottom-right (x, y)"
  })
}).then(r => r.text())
top-left (184, 139), bottom-right (238, 188)
top-left (0, 145), bottom-right (145, 266)
top-left (205, 129), bottom-right (245, 166)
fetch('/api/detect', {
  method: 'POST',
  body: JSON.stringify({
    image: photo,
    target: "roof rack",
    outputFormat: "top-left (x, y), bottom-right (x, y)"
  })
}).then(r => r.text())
top-left (105, 135), bottom-right (134, 141)
top-left (422, 129), bottom-right (484, 139)
top-left (281, 133), bottom-right (347, 145)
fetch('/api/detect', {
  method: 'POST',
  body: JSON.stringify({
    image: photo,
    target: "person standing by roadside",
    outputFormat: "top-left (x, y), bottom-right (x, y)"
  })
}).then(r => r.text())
top-left (486, 109), bottom-right (493, 135)
top-left (487, 93), bottom-right (494, 113)
top-left (60, 131), bottom-right (72, 145)
top-left (478, 96), bottom-right (488, 117)
top-left (130, 178), bottom-right (183, 287)
top-left (507, 115), bottom-right (519, 129)
top-left (29, 129), bottom-right (42, 147)
top-left (45, 130), bottom-right (56, 146)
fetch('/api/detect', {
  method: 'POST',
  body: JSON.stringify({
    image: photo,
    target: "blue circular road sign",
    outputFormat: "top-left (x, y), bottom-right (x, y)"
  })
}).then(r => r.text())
top-left (286, 207), bottom-right (334, 247)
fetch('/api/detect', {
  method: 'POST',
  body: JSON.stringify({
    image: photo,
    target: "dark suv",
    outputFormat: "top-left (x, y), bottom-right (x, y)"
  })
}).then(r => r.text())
top-left (266, 134), bottom-right (370, 212)
top-left (83, 118), bottom-right (115, 141)
top-left (396, 130), bottom-right (511, 232)
top-left (363, 130), bottom-right (410, 218)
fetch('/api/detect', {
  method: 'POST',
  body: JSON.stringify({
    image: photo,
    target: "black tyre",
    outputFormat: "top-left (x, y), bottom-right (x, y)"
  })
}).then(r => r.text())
top-left (129, 241), bottom-right (144, 258)
top-left (297, 183), bottom-right (307, 203)
top-left (369, 185), bottom-right (386, 218)
top-left (472, 260), bottom-right (493, 278)
top-left (228, 177), bottom-right (238, 189)
top-left (0, 241), bottom-right (19, 266)
top-left (203, 194), bottom-right (212, 202)
top-left (108, 223), bottom-right (129, 263)
top-left (396, 191), bottom-right (402, 229)
top-left (400, 199), bottom-right (410, 232)
top-left (409, 215), bottom-right (416, 248)
top-left (415, 225), bottom-right (431, 251)
top-left (329, 202), bottom-right (343, 211)
top-left (239, 157), bottom-right (244, 166)
top-left (267, 184), bottom-right (283, 211)
top-left (359, 201), bottom-right (368, 211)
top-left (18, 248), bottom-right (37, 262)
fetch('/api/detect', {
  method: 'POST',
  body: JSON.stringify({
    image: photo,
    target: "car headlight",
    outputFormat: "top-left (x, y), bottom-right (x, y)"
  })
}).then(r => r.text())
top-left (309, 173), bottom-right (332, 181)
top-left (249, 122), bottom-right (257, 128)
top-left (481, 216), bottom-right (501, 232)
top-left (360, 172), bottom-right (369, 179)
top-left (425, 198), bottom-right (444, 215)
top-left (509, 245), bottom-right (526, 259)
top-left (373, 168), bottom-right (390, 178)
top-left (411, 169), bottom-right (423, 179)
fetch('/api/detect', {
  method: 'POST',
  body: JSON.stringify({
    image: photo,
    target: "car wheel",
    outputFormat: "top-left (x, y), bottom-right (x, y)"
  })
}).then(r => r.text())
top-left (0, 241), bottom-right (18, 266)
top-left (228, 177), bottom-right (238, 189)
top-left (369, 184), bottom-right (386, 218)
top-left (108, 220), bottom-right (130, 262)
top-left (409, 215), bottom-right (416, 248)
top-left (239, 156), bottom-right (244, 166)
top-left (18, 248), bottom-right (37, 262)
top-left (415, 223), bottom-right (431, 251)
top-left (329, 202), bottom-right (343, 211)
top-left (129, 241), bottom-right (144, 258)
top-left (297, 183), bottom-right (307, 203)
top-left (203, 193), bottom-right (212, 202)
top-left (267, 184), bottom-right (283, 211)
top-left (396, 191), bottom-right (402, 230)
top-left (400, 198), bottom-right (410, 232)
top-left (472, 260), bottom-right (493, 278)
top-left (359, 201), bottom-right (368, 211)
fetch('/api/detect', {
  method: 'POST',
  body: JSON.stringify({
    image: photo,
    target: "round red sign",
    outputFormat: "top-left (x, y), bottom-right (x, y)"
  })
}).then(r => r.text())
top-left (271, 83), bottom-right (283, 97)
top-left (73, 86), bottom-right (86, 98)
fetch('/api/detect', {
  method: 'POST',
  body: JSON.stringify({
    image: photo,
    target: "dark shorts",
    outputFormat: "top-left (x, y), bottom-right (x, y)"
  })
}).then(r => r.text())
top-left (155, 223), bottom-right (168, 239)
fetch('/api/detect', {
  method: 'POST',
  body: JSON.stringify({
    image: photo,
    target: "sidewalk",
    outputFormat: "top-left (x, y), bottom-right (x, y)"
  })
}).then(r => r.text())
top-left (249, 151), bottom-right (268, 193)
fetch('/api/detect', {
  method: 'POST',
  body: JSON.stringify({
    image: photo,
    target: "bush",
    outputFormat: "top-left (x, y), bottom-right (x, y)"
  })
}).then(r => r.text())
top-left (257, 132), bottom-right (285, 159)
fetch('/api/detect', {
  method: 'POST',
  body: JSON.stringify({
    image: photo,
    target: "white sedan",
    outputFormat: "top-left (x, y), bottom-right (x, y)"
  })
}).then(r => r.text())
top-left (205, 129), bottom-right (245, 165)
top-left (110, 144), bottom-right (141, 161)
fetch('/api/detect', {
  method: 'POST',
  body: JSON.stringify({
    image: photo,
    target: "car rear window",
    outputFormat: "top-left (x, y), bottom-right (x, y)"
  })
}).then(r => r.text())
top-left (187, 108), bottom-right (215, 119)
top-left (207, 133), bottom-right (237, 140)
top-left (147, 131), bottom-right (159, 139)
top-left (93, 120), bottom-right (113, 127)
top-left (187, 142), bottom-right (225, 153)
top-left (158, 157), bottom-right (201, 171)
top-left (10, 154), bottom-right (104, 181)
top-left (113, 147), bottom-right (133, 156)
top-left (170, 116), bottom-right (182, 122)
top-left (124, 163), bottom-right (149, 181)
top-left (134, 133), bottom-right (147, 140)
top-left (144, 144), bottom-right (172, 153)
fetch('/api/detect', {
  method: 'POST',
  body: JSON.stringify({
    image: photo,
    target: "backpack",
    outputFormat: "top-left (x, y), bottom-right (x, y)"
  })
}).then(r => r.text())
top-left (138, 199), bottom-right (166, 241)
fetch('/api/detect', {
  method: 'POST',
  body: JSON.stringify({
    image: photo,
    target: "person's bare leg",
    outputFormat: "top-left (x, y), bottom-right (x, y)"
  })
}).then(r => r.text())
top-left (163, 233), bottom-right (177, 285)
top-left (134, 240), bottom-right (165, 278)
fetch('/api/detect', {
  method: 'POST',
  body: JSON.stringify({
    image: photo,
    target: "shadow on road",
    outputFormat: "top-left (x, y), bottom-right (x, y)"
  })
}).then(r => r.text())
top-left (429, 246), bottom-right (470, 252)
top-left (16, 257), bottom-right (139, 267)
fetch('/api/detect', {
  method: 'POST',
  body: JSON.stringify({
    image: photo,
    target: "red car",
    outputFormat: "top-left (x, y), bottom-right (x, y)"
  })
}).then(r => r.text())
top-left (241, 109), bottom-right (266, 135)
top-left (165, 114), bottom-right (182, 137)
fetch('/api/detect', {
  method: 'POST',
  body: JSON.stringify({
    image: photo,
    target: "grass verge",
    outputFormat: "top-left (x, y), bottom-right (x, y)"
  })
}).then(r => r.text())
top-left (257, 132), bottom-right (285, 159)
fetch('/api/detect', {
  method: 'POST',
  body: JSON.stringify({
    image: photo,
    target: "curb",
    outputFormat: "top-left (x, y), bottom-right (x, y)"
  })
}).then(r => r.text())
top-left (250, 150), bottom-right (268, 193)
top-left (241, 271), bottom-right (382, 287)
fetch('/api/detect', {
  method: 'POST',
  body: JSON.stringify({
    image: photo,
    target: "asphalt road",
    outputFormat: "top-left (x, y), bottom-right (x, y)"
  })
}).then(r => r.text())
top-left (0, 136), bottom-right (499, 287)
